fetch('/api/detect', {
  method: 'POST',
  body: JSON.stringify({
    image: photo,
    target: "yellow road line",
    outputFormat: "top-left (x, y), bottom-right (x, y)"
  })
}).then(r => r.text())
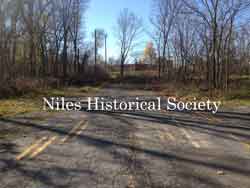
top-left (196, 112), bottom-right (209, 121)
top-left (61, 120), bottom-right (86, 143)
top-left (230, 134), bottom-right (250, 152)
top-left (16, 137), bottom-right (48, 161)
top-left (158, 132), bottom-right (165, 141)
top-left (29, 136), bottom-right (57, 159)
top-left (165, 132), bottom-right (175, 141)
top-left (230, 134), bottom-right (240, 141)
top-left (75, 122), bottom-right (88, 136)
top-left (127, 175), bottom-right (136, 188)
top-left (245, 143), bottom-right (250, 151)
top-left (181, 128), bottom-right (201, 149)
top-left (158, 129), bottom-right (175, 142)
top-left (196, 112), bottom-right (222, 123)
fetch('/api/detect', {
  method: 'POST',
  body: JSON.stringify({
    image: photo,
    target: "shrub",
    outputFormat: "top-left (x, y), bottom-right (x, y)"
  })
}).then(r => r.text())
top-left (68, 65), bottom-right (111, 85)
top-left (0, 77), bottom-right (61, 99)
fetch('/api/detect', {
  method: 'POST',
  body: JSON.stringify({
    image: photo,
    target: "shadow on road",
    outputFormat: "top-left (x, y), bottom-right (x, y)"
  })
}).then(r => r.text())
top-left (0, 112), bottom-right (250, 182)
top-left (107, 111), bottom-right (250, 142)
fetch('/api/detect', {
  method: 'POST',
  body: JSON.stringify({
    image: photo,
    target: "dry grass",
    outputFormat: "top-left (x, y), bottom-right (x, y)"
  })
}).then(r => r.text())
top-left (0, 98), bottom-right (40, 117)
top-left (158, 83), bottom-right (250, 107)
top-left (0, 85), bottom-right (102, 117)
top-left (39, 86), bottom-right (102, 97)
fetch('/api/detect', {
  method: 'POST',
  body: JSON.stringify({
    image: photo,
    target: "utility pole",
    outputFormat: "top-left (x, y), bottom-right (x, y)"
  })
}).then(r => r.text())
top-left (104, 33), bottom-right (108, 69)
top-left (77, 48), bottom-right (80, 73)
top-left (94, 29), bottom-right (97, 74)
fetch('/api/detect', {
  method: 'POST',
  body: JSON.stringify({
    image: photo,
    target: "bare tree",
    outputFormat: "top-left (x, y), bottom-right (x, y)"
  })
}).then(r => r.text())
top-left (70, 0), bottom-right (87, 74)
top-left (0, 0), bottom-right (89, 84)
top-left (20, 0), bottom-right (38, 76)
top-left (115, 8), bottom-right (142, 77)
top-left (173, 15), bottom-right (200, 81)
top-left (60, 0), bottom-right (73, 78)
top-left (183, 0), bottom-right (250, 90)
top-left (36, 0), bottom-right (52, 76)
top-left (50, 0), bottom-right (64, 77)
top-left (151, 0), bottom-right (182, 79)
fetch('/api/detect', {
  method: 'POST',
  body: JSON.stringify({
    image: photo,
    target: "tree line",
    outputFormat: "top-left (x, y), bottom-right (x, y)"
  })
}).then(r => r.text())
top-left (0, 0), bottom-right (87, 81)
top-left (1, 0), bottom-right (250, 92)
top-left (149, 0), bottom-right (250, 90)
top-left (109, 0), bottom-right (250, 92)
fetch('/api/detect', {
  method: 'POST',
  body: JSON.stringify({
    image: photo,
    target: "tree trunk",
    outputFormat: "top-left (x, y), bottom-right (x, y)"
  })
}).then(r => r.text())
top-left (62, 31), bottom-right (68, 79)
top-left (158, 56), bottom-right (161, 79)
top-left (120, 56), bottom-right (125, 78)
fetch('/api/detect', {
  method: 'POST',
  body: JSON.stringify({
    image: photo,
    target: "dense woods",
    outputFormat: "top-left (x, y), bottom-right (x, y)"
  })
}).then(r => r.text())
top-left (0, 0), bottom-right (88, 81)
top-left (0, 0), bottom-right (250, 98)
top-left (150, 0), bottom-right (250, 91)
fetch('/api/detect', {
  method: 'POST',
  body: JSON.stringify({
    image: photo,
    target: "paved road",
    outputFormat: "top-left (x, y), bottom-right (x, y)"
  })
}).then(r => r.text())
top-left (0, 87), bottom-right (250, 188)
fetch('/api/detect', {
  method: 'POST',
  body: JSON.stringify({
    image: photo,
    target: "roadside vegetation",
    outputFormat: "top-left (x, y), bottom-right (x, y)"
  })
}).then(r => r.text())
top-left (0, 85), bottom-right (102, 117)
top-left (111, 71), bottom-right (250, 107)
top-left (0, 0), bottom-right (250, 116)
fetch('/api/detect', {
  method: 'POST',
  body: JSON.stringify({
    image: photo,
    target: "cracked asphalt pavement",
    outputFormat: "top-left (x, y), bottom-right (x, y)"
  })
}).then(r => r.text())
top-left (0, 87), bottom-right (250, 188)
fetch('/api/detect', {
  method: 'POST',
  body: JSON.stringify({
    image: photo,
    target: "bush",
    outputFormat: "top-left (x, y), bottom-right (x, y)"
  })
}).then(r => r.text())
top-left (67, 65), bottom-right (111, 85)
top-left (113, 74), bottom-right (157, 85)
top-left (0, 66), bottom-right (109, 99)
top-left (0, 77), bottom-right (61, 99)
top-left (0, 78), bottom-right (38, 98)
